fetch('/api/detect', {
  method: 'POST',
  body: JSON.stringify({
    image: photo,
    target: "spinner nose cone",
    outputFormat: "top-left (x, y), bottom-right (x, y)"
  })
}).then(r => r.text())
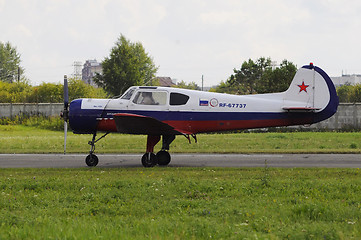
top-left (68, 99), bottom-right (98, 134)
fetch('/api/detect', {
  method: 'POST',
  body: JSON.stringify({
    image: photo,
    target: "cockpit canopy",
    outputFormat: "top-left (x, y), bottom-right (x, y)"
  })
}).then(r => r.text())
top-left (120, 87), bottom-right (190, 106)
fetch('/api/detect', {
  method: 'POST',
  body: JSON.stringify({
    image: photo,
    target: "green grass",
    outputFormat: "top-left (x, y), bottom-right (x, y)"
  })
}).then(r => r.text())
top-left (0, 168), bottom-right (360, 239)
top-left (1, 125), bottom-right (361, 154)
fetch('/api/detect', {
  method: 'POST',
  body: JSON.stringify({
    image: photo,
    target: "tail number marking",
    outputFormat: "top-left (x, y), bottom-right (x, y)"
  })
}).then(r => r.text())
top-left (219, 103), bottom-right (247, 108)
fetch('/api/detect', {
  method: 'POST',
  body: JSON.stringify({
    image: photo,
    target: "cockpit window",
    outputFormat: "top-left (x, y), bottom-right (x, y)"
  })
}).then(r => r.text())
top-left (170, 92), bottom-right (190, 105)
top-left (132, 91), bottom-right (167, 105)
top-left (121, 87), bottom-right (136, 100)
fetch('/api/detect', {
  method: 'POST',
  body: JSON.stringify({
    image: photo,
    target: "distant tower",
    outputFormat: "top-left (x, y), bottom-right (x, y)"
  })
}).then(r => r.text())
top-left (82, 59), bottom-right (102, 86)
top-left (73, 61), bottom-right (83, 79)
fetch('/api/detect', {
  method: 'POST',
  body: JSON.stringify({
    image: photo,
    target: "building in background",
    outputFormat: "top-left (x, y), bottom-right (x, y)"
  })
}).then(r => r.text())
top-left (82, 60), bottom-right (102, 86)
top-left (155, 77), bottom-right (175, 87)
top-left (331, 74), bottom-right (361, 87)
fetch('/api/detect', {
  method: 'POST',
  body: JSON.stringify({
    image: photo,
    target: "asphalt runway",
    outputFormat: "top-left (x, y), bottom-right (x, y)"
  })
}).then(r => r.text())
top-left (0, 153), bottom-right (360, 168)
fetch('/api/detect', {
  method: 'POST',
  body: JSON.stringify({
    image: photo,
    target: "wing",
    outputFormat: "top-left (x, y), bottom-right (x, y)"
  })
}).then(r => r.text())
top-left (113, 113), bottom-right (190, 135)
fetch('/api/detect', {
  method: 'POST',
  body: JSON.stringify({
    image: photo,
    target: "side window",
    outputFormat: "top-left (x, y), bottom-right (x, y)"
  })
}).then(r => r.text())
top-left (132, 91), bottom-right (167, 105)
top-left (170, 92), bottom-right (190, 105)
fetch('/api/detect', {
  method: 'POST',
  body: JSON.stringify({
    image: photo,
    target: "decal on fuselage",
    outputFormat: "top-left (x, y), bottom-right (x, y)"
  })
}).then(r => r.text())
top-left (199, 99), bottom-right (209, 106)
top-left (81, 99), bottom-right (108, 110)
top-left (219, 103), bottom-right (247, 108)
top-left (210, 98), bottom-right (218, 107)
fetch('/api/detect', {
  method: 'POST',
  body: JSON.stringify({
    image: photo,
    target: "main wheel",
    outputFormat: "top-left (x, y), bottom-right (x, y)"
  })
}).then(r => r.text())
top-left (141, 153), bottom-right (157, 167)
top-left (156, 151), bottom-right (171, 166)
top-left (85, 154), bottom-right (99, 167)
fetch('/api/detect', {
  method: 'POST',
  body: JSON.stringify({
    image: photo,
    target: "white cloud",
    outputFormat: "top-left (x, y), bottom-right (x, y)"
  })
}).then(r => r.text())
top-left (0, 0), bottom-right (5, 11)
top-left (1, 0), bottom-right (361, 85)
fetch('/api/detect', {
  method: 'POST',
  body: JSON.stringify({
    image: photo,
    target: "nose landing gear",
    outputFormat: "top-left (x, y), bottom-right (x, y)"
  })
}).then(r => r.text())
top-left (85, 132), bottom-right (110, 167)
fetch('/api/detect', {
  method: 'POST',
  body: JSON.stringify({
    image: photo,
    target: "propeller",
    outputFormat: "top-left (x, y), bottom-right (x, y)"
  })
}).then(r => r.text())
top-left (63, 75), bottom-right (69, 154)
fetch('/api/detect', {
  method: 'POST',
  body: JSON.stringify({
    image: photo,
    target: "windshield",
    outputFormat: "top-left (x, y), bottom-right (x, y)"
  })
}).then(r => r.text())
top-left (121, 87), bottom-right (136, 100)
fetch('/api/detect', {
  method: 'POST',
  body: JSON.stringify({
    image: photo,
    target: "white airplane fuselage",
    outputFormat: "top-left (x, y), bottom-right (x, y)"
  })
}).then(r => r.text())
top-left (69, 64), bottom-right (338, 135)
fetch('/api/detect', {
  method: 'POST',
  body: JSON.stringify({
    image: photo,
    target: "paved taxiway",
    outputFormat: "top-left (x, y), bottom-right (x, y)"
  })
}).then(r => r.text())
top-left (0, 154), bottom-right (360, 168)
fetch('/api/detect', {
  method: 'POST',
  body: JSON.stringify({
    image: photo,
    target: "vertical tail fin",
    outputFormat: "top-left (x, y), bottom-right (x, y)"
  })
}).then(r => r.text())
top-left (283, 64), bottom-right (339, 122)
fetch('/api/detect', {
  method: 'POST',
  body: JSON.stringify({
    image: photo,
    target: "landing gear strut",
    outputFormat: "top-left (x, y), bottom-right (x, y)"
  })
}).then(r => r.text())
top-left (85, 132), bottom-right (109, 167)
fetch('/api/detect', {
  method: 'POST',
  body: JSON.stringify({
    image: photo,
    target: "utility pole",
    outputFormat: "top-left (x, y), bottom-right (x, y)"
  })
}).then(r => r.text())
top-left (202, 75), bottom-right (204, 91)
top-left (17, 67), bottom-right (20, 83)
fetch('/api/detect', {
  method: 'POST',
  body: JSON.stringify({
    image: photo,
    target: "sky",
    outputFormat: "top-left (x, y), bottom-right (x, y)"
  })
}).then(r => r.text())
top-left (1, 0), bottom-right (361, 87)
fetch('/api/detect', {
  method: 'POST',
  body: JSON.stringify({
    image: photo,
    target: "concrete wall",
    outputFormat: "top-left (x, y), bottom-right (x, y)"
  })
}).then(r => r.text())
top-left (310, 103), bottom-right (361, 130)
top-left (0, 103), bottom-right (360, 130)
top-left (0, 103), bottom-right (63, 118)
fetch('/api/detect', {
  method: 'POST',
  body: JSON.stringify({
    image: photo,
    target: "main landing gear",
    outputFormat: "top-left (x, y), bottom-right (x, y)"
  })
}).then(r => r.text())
top-left (84, 132), bottom-right (176, 168)
top-left (141, 135), bottom-right (175, 167)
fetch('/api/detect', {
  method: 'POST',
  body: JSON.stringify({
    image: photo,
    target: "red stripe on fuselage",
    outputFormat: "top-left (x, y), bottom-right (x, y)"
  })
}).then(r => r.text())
top-left (96, 117), bottom-right (313, 134)
top-left (97, 119), bottom-right (117, 132)
top-left (163, 118), bottom-right (312, 133)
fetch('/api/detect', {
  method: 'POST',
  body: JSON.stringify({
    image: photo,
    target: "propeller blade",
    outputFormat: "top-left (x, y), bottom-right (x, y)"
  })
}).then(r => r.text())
top-left (64, 75), bottom-right (69, 107)
top-left (64, 121), bottom-right (68, 154)
top-left (63, 75), bottom-right (69, 154)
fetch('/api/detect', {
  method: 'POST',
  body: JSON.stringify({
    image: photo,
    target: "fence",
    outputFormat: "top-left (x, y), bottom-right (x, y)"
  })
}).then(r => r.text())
top-left (0, 103), bottom-right (360, 130)
top-left (0, 103), bottom-right (63, 118)
top-left (310, 103), bottom-right (361, 130)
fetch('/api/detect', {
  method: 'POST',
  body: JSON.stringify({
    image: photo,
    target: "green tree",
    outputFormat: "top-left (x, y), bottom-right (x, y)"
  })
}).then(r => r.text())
top-left (94, 34), bottom-right (158, 96)
top-left (68, 78), bottom-right (107, 101)
top-left (231, 57), bottom-right (272, 94)
top-left (0, 42), bottom-right (24, 83)
top-left (349, 84), bottom-right (361, 103)
top-left (256, 60), bottom-right (297, 94)
top-left (175, 80), bottom-right (200, 90)
top-left (0, 80), bottom-right (107, 103)
top-left (34, 82), bottom-right (63, 103)
top-left (336, 84), bottom-right (353, 103)
top-left (214, 57), bottom-right (297, 95)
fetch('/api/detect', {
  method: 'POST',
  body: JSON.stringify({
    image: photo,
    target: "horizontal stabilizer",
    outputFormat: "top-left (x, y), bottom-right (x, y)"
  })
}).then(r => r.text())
top-left (282, 107), bottom-right (321, 112)
top-left (113, 113), bottom-right (184, 135)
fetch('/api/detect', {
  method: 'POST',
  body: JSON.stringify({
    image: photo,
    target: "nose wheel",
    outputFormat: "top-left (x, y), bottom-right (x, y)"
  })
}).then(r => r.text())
top-left (86, 154), bottom-right (99, 167)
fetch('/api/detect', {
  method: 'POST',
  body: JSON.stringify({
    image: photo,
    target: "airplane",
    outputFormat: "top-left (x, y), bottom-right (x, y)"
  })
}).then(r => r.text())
top-left (62, 63), bottom-right (339, 167)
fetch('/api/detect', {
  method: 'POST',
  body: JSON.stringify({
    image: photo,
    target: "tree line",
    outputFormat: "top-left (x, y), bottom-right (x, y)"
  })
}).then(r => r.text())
top-left (210, 58), bottom-right (297, 94)
top-left (0, 37), bottom-right (359, 103)
top-left (0, 79), bottom-right (106, 103)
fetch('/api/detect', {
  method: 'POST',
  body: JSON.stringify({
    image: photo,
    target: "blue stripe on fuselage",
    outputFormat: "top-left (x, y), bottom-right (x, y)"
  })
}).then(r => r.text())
top-left (69, 99), bottom-right (313, 134)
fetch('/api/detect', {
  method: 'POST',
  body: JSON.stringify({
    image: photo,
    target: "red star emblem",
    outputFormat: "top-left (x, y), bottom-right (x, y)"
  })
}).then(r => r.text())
top-left (298, 81), bottom-right (309, 93)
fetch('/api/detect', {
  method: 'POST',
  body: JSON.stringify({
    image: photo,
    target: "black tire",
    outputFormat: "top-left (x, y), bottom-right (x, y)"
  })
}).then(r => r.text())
top-left (85, 154), bottom-right (99, 167)
top-left (156, 151), bottom-right (171, 166)
top-left (141, 153), bottom-right (157, 167)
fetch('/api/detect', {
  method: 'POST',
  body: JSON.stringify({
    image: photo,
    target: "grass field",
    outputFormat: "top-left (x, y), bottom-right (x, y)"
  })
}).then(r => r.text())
top-left (1, 126), bottom-right (361, 239)
top-left (0, 168), bottom-right (360, 239)
top-left (1, 125), bottom-right (361, 154)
